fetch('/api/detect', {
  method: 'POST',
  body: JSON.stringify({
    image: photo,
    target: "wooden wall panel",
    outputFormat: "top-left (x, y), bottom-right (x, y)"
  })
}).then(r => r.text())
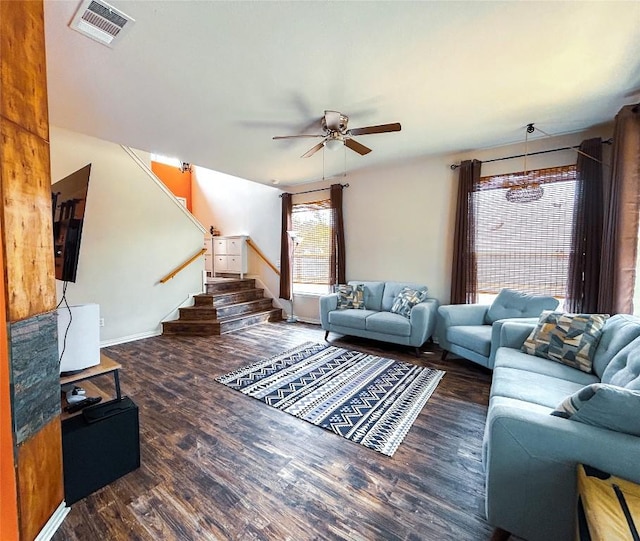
top-left (0, 119), bottom-right (56, 321)
top-left (16, 418), bottom-right (64, 541)
top-left (0, 0), bottom-right (49, 141)
top-left (1, 2), bottom-right (64, 539)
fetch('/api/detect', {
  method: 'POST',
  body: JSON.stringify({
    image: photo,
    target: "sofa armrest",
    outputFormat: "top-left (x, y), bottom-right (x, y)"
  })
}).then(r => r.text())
top-left (484, 404), bottom-right (640, 541)
top-left (498, 320), bottom-right (537, 350)
top-left (488, 318), bottom-right (539, 367)
top-left (409, 299), bottom-right (439, 347)
top-left (319, 293), bottom-right (338, 329)
top-left (438, 303), bottom-right (490, 326)
top-left (436, 303), bottom-right (490, 350)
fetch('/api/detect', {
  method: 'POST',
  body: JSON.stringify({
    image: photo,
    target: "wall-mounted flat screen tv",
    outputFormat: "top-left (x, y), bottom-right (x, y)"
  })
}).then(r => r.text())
top-left (52, 164), bottom-right (91, 283)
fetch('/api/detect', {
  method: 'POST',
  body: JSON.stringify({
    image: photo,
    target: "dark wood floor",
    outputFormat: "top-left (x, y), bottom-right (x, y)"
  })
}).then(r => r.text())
top-left (54, 322), bottom-right (494, 541)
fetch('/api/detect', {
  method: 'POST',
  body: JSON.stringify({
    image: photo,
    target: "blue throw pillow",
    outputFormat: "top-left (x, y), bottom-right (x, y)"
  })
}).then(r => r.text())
top-left (390, 287), bottom-right (428, 319)
top-left (551, 383), bottom-right (640, 436)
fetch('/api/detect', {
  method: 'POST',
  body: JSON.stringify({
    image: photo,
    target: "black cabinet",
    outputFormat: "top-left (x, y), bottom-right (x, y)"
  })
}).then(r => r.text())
top-left (61, 397), bottom-right (140, 504)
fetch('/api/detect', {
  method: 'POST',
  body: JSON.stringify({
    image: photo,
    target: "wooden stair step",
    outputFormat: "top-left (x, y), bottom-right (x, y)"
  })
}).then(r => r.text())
top-left (179, 298), bottom-right (274, 321)
top-left (211, 289), bottom-right (264, 307)
top-left (162, 320), bottom-right (220, 336)
top-left (205, 278), bottom-right (256, 295)
top-left (218, 308), bottom-right (283, 334)
top-left (217, 298), bottom-right (275, 318)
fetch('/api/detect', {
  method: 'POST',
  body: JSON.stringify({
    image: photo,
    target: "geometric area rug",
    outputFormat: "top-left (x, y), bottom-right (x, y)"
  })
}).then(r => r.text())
top-left (216, 342), bottom-right (445, 457)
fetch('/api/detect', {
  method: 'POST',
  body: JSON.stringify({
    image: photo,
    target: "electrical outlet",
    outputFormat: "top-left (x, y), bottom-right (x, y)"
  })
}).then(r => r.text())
top-left (99, 318), bottom-right (105, 327)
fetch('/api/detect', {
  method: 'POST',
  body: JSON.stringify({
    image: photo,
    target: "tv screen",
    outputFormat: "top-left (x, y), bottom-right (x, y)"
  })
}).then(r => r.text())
top-left (52, 164), bottom-right (91, 283)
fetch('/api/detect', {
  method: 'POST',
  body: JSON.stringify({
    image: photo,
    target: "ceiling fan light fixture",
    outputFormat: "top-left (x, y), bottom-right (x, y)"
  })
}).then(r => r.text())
top-left (324, 138), bottom-right (343, 151)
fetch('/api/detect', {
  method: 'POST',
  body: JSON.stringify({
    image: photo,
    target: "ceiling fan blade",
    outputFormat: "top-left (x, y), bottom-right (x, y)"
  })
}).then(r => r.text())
top-left (301, 141), bottom-right (326, 158)
top-left (344, 138), bottom-right (372, 156)
top-left (273, 134), bottom-right (325, 140)
top-left (348, 122), bottom-right (401, 136)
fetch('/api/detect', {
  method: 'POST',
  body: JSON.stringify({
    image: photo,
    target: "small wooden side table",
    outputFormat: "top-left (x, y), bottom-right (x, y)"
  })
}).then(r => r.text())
top-left (60, 354), bottom-right (122, 419)
top-left (577, 464), bottom-right (640, 540)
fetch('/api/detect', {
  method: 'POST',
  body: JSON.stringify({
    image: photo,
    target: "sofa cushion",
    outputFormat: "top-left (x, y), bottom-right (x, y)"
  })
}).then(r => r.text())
top-left (390, 287), bottom-right (429, 319)
top-left (365, 312), bottom-right (412, 337)
top-left (494, 348), bottom-right (598, 385)
top-left (491, 367), bottom-right (594, 408)
top-left (592, 314), bottom-right (640, 378)
top-left (447, 325), bottom-right (492, 357)
top-left (381, 282), bottom-right (427, 312)
top-left (328, 309), bottom-right (378, 330)
top-left (485, 288), bottom-right (558, 324)
top-left (336, 284), bottom-right (365, 309)
top-left (601, 336), bottom-right (640, 390)
top-left (551, 383), bottom-right (640, 436)
top-left (522, 311), bottom-right (609, 373)
top-left (348, 281), bottom-right (384, 311)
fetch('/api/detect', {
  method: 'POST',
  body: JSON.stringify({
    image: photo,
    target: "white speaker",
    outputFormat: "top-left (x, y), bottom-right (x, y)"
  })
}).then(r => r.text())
top-left (58, 303), bottom-right (101, 375)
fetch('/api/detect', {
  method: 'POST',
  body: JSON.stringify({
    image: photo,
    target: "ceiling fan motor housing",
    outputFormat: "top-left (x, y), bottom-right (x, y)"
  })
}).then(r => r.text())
top-left (322, 111), bottom-right (349, 134)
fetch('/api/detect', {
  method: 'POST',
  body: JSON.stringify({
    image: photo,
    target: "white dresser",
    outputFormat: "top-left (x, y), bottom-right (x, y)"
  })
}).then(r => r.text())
top-left (212, 235), bottom-right (248, 278)
top-left (203, 236), bottom-right (213, 276)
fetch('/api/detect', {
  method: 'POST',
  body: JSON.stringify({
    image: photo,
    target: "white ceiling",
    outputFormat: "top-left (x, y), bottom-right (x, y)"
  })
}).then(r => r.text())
top-left (44, 1), bottom-right (640, 186)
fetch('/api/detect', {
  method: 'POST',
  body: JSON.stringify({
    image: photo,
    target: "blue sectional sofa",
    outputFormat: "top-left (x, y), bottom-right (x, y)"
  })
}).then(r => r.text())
top-left (319, 281), bottom-right (439, 354)
top-left (484, 314), bottom-right (640, 541)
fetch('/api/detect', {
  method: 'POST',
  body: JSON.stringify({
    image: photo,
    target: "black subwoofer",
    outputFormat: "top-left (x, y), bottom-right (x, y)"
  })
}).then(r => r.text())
top-left (62, 397), bottom-right (140, 505)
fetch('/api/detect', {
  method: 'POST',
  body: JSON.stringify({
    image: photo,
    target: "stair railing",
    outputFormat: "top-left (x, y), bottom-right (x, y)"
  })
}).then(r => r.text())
top-left (159, 248), bottom-right (207, 284)
top-left (246, 238), bottom-right (280, 276)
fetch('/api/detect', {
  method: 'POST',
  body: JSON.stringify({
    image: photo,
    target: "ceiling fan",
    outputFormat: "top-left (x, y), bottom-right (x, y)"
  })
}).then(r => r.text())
top-left (273, 110), bottom-right (401, 158)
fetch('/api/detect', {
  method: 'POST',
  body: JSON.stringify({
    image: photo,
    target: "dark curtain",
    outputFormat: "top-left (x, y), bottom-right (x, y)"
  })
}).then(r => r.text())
top-left (450, 159), bottom-right (481, 304)
top-left (565, 138), bottom-right (604, 313)
top-left (278, 193), bottom-right (293, 300)
top-left (598, 104), bottom-right (640, 314)
top-left (329, 184), bottom-right (346, 285)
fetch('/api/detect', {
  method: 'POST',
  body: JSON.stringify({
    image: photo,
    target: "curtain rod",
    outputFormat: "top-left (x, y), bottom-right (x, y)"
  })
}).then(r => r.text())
top-left (449, 138), bottom-right (613, 170)
top-left (278, 183), bottom-right (349, 198)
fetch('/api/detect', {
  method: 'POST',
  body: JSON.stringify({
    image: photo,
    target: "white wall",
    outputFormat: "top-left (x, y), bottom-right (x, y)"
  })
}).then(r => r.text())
top-left (192, 167), bottom-right (283, 303)
top-left (50, 127), bottom-right (206, 344)
top-left (191, 124), bottom-right (614, 323)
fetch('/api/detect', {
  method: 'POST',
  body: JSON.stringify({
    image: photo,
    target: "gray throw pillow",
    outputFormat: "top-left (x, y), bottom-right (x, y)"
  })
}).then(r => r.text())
top-left (551, 383), bottom-right (640, 436)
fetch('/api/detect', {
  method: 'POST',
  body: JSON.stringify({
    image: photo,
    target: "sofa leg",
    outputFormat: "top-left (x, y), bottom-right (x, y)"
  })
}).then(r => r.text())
top-left (324, 331), bottom-right (329, 341)
top-left (441, 350), bottom-right (449, 361)
top-left (490, 528), bottom-right (511, 541)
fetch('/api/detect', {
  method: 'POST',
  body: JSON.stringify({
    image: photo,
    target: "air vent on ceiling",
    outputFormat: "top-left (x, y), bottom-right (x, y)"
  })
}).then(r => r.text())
top-left (69, 0), bottom-right (135, 48)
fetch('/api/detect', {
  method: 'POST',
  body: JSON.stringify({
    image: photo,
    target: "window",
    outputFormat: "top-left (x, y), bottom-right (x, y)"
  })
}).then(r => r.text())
top-left (291, 199), bottom-right (333, 294)
top-left (473, 165), bottom-right (577, 304)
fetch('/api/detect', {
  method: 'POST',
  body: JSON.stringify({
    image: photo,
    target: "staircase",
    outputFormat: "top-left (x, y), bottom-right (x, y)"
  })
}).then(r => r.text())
top-left (162, 278), bottom-right (283, 336)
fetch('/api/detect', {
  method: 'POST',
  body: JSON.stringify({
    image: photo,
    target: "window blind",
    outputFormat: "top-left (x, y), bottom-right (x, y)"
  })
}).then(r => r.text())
top-left (291, 199), bottom-right (333, 285)
top-left (473, 165), bottom-right (577, 297)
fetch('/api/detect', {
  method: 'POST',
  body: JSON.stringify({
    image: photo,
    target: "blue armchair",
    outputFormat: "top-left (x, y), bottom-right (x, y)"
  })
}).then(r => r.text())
top-left (436, 289), bottom-right (559, 369)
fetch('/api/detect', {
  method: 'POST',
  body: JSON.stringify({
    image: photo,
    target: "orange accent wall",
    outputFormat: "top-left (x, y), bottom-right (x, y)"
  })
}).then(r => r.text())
top-left (0, 228), bottom-right (18, 541)
top-left (151, 162), bottom-right (192, 211)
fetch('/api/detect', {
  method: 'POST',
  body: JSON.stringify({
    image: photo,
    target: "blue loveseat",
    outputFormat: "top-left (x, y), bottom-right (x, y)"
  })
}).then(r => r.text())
top-left (319, 281), bottom-right (439, 354)
top-left (484, 314), bottom-right (640, 541)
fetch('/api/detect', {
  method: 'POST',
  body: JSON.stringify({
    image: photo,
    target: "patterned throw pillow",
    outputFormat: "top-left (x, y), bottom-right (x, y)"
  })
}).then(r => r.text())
top-left (336, 284), bottom-right (365, 310)
top-left (390, 287), bottom-right (429, 319)
top-left (522, 311), bottom-right (610, 373)
top-left (551, 383), bottom-right (640, 436)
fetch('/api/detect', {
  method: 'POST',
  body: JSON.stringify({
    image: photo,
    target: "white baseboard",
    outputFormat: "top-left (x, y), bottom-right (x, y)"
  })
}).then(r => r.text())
top-left (35, 501), bottom-right (70, 541)
top-left (100, 329), bottom-right (162, 348)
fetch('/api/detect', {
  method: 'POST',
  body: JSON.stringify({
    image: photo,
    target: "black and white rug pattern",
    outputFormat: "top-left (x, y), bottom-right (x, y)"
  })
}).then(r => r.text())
top-left (216, 342), bottom-right (445, 457)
